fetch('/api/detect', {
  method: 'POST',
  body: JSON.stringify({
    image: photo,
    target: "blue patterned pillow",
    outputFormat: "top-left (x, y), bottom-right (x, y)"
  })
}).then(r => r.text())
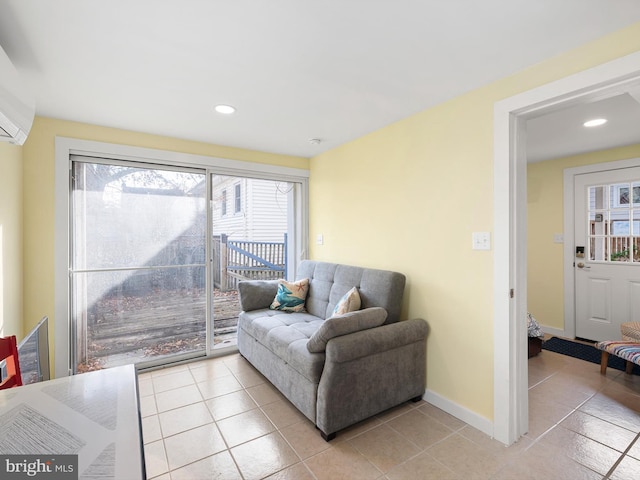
top-left (333, 287), bottom-right (361, 315)
top-left (270, 278), bottom-right (310, 312)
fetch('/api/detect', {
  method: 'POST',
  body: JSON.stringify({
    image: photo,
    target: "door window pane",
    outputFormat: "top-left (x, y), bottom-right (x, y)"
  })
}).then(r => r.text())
top-left (588, 181), bottom-right (640, 263)
top-left (611, 237), bottom-right (631, 262)
top-left (633, 211), bottom-right (640, 236)
top-left (590, 236), bottom-right (606, 261)
top-left (589, 185), bottom-right (606, 210)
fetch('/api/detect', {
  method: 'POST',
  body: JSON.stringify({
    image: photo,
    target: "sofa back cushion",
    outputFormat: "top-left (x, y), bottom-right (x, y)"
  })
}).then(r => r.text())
top-left (296, 261), bottom-right (406, 323)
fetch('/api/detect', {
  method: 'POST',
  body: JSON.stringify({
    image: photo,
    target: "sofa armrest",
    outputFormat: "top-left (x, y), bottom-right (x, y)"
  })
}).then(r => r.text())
top-left (307, 307), bottom-right (388, 353)
top-left (237, 280), bottom-right (280, 311)
top-left (316, 318), bottom-right (428, 438)
top-left (325, 318), bottom-right (428, 363)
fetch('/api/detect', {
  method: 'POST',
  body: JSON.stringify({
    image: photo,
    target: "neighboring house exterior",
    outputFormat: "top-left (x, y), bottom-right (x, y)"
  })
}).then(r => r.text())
top-left (211, 176), bottom-right (290, 289)
top-left (211, 176), bottom-right (289, 244)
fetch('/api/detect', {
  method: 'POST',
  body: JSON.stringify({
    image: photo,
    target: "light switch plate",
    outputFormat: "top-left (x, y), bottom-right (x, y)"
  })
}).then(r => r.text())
top-left (472, 232), bottom-right (491, 250)
top-left (316, 234), bottom-right (324, 245)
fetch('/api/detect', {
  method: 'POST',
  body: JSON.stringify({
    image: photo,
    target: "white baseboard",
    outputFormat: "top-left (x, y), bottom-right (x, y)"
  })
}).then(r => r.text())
top-left (541, 326), bottom-right (568, 338)
top-left (423, 389), bottom-right (493, 438)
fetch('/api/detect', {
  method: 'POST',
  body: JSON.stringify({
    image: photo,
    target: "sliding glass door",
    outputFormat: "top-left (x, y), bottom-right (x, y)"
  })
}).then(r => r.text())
top-left (67, 152), bottom-right (307, 373)
top-left (70, 159), bottom-right (207, 372)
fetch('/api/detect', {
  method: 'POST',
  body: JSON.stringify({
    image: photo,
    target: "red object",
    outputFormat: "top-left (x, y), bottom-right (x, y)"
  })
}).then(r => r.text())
top-left (0, 335), bottom-right (22, 389)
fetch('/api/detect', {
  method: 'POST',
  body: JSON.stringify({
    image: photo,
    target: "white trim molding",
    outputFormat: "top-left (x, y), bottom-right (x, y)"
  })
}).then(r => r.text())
top-left (423, 389), bottom-right (493, 438)
top-left (54, 137), bottom-right (309, 378)
top-left (493, 50), bottom-right (640, 446)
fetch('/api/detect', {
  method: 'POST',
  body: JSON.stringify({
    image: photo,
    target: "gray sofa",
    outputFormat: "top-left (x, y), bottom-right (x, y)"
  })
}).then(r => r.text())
top-left (237, 260), bottom-right (428, 440)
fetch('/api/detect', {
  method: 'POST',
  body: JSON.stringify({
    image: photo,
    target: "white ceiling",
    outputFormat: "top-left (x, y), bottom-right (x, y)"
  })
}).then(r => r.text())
top-left (527, 91), bottom-right (640, 163)
top-left (1, 0), bottom-right (640, 159)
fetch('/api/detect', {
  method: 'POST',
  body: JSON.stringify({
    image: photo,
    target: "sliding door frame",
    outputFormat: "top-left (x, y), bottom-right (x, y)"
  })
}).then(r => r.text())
top-left (55, 137), bottom-right (309, 378)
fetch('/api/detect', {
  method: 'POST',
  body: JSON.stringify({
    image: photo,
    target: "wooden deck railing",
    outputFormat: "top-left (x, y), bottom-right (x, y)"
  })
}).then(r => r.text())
top-left (588, 222), bottom-right (640, 262)
top-left (213, 234), bottom-right (287, 290)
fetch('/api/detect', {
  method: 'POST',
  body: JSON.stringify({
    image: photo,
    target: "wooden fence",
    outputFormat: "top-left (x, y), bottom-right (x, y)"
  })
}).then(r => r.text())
top-left (213, 234), bottom-right (287, 290)
top-left (590, 221), bottom-right (640, 261)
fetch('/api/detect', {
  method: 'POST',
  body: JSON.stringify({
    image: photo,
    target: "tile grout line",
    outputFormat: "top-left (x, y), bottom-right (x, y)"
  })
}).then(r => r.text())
top-left (163, 365), bottom-right (245, 479)
top-left (197, 360), bottom-right (312, 480)
top-left (522, 390), bottom-right (598, 453)
top-left (527, 370), bottom-right (560, 390)
top-left (143, 353), bottom-right (639, 479)
top-left (603, 430), bottom-right (640, 479)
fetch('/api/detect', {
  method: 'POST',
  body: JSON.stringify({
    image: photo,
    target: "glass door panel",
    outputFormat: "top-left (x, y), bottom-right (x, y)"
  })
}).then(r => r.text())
top-left (71, 160), bottom-right (207, 372)
top-left (210, 175), bottom-right (293, 349)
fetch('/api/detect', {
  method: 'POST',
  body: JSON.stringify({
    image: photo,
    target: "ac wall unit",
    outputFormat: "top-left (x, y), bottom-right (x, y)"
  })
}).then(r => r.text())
top-left (0, 44), bottom-right (34, 145)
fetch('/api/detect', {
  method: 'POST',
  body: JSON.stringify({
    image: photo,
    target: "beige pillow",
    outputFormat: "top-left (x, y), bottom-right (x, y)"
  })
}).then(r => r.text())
top-left (332, 286), bottom-right (361, 315)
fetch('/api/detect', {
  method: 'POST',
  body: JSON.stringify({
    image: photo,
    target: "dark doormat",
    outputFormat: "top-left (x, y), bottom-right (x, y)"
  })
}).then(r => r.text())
top-left (541, 336), bottom-right (640, 375)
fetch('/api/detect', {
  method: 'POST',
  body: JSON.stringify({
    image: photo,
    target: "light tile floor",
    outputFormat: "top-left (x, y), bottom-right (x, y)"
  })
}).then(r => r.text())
top-left (139, 349), bottom-right (640, 480)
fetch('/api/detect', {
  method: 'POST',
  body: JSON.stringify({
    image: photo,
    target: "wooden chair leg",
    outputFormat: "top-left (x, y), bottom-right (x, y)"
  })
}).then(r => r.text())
top-left (626, 360), bottom-right (633, 374)
top-left (600, 351), bottom-right (609, 375)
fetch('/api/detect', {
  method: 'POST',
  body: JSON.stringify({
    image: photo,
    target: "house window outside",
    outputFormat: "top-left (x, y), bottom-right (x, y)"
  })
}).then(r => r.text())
top-left (221, 189), bottom-right (227, 216)
top-left (234, 183), bottom-right (241, 213)
top-left (612, 183), bottom-right (640, 208)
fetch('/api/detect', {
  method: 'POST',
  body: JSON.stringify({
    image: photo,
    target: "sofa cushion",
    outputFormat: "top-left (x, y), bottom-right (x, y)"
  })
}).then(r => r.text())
top-left (238, 309), bottom-right (326, 382)
top-left (306, 307), bottom-right (388, 353)
top-left (296, 260), bottom-right (406, 323)
top-left (332, 287), bottom-right (361, 315)
top-left (270, 278), bottom-right (310, 312)
top-left (240, 309), bottom-right (321, 339)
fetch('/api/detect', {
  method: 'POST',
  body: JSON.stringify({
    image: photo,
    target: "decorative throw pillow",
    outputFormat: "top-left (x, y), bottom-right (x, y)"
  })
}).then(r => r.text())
top-left (269, 278), bottom-right (310, 312)
top-left (332, 286), bottom-right (361, 315)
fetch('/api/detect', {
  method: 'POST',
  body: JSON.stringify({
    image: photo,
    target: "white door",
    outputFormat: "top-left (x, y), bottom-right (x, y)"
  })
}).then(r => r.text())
top-left (574, 168), bottom-right (640, 341)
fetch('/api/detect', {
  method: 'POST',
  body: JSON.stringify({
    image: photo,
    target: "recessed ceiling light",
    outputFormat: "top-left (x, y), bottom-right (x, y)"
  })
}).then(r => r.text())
top-left (214, 104), bottom-right (236, 114)
top-left (583, 118), bottom-right (607, 127)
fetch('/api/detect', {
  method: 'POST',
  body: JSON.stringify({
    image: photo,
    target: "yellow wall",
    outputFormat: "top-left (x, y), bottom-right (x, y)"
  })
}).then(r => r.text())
top-left (310, 22), bottom-right (640, 420)
top-left (527, 144), bottom-right (640, 332)
top-left (21, 117), bottom-right (308, 369)
top-left (16, 20), bottom-right (640, 422)
top-left (0, 142), bottom-right (23, 338)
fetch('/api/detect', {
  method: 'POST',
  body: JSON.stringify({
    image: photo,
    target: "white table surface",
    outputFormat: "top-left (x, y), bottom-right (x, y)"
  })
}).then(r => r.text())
top-left (0, 364), bottom-right (145, 479)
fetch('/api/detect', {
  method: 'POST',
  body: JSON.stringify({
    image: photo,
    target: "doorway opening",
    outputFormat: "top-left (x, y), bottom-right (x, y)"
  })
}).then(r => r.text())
top-left (493, 51), bottom-right (640, 446)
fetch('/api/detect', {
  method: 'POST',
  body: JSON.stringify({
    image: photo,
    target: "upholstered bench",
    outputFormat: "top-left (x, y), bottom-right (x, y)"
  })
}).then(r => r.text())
top-left (595, 341), bottom-right (640, 375)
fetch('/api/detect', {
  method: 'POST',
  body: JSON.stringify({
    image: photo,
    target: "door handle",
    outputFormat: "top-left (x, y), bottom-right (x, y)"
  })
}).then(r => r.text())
top-left (576, 262), bottom-right (591, 270)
